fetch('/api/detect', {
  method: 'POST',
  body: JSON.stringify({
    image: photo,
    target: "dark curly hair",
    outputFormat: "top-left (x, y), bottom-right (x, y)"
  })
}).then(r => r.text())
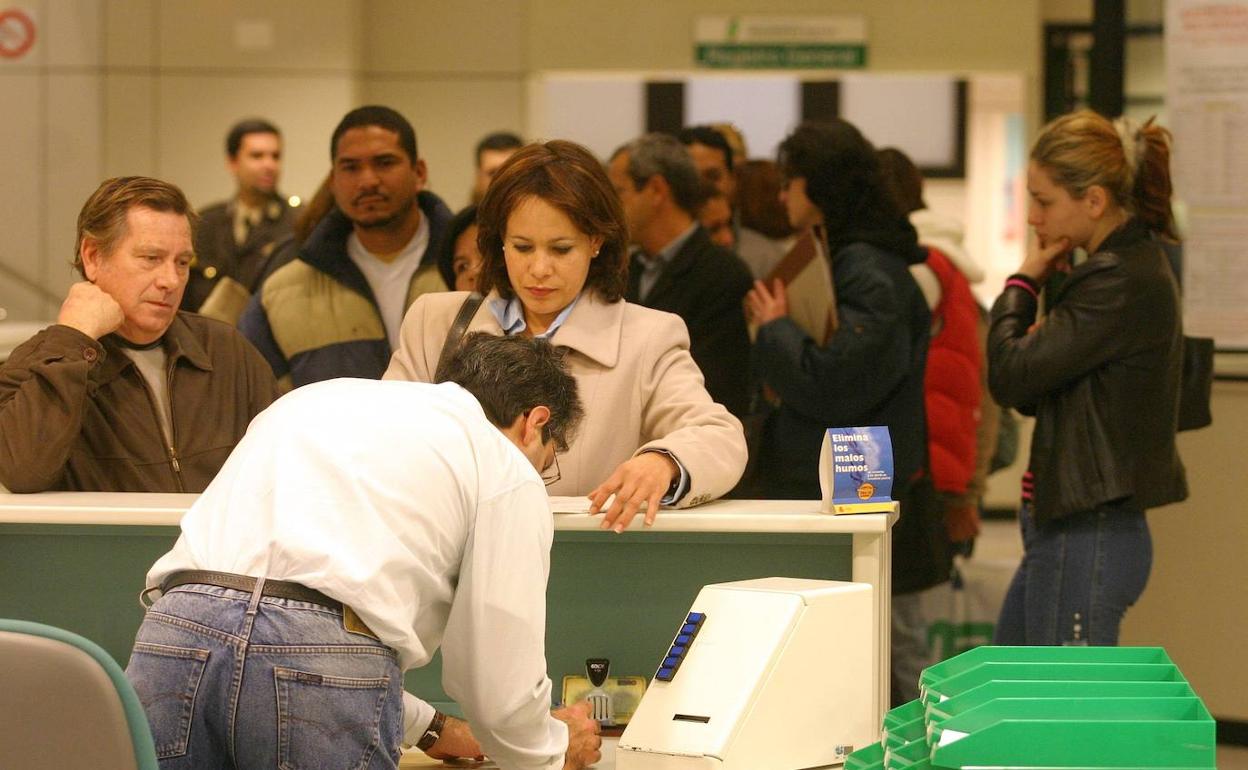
top-left (778, 120), bottom-right (909, 253)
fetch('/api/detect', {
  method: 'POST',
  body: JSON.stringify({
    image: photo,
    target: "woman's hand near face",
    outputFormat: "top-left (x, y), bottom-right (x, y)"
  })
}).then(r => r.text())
top-left (744, 278), bottom-right (789, 325)
top-left (1018, 236), bottom-right (1071, 284)
top-left (587, 451), bottom-right (679, 533)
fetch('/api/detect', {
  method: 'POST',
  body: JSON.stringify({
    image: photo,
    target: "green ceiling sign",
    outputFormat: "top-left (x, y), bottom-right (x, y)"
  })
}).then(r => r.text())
top-left (695, 15), bottom-right (868, 70)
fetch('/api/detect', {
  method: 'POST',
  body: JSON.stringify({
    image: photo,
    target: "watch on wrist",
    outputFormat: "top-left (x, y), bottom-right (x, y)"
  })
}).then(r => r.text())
top-left (415, 710), bottom-right (446, 751)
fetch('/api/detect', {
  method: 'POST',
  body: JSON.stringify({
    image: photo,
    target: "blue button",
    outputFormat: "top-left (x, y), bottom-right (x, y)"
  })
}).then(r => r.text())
top-left (681, 624), bottom-right (697, 635)
top-left (657, 668), bottom-right (674, 681)
top-left (669, 645), bottom-right (687, 657)
top-left (663, 656), bottom-right (680, 668)
top-left (676, 634), bottom-right (692, 645)
top-left (687, 612), bottom-right (706, 624)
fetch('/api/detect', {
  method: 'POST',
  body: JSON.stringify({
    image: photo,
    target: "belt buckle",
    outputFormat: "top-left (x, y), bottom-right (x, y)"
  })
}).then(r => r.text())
top-left (342, 605), bottom-right (378, 640)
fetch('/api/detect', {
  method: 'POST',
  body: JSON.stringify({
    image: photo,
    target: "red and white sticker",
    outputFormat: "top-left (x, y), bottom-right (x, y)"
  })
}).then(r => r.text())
top-left (0, 8), bottom-right (37, 60)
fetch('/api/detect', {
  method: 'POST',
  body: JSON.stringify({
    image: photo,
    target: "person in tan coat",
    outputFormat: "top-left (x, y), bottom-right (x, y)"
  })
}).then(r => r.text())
top-left (385, 140), bottom-right (746, 532)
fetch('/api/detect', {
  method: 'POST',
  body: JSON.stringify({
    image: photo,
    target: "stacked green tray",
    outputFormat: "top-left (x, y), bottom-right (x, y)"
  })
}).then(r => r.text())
top-left (925, 679), bottom-right (1196, 735)
top-left (921, 661), bottom-right (1186, 707)
top-left (883, 699), bottom-right (925, 736)
top-left (883, 734), bottom-right (930, 769)
top-left (845, 741), bottom-right (884, 770)
top-left (883, 714), bottom-right (927, 752)
top-left (919, 646), bottom-right (1173, 703)
top-left (930, 696), bottom-right (1214, 768)
top-left (851, 647), bottom-right (1214, 770)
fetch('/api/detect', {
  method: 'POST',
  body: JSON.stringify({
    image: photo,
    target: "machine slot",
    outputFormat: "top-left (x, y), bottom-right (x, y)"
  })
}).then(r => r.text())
top-left (672, 714), bottom-right (711, 723)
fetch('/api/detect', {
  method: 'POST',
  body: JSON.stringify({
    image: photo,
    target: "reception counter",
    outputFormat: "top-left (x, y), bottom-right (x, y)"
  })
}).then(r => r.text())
top-left (0, 492), bottom-right (896, 730)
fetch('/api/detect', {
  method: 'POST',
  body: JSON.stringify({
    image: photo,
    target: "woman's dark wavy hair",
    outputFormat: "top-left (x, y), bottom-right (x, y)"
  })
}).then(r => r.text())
top-left (476, 140), bottom-right (629, 303)
top-left (777, 120), bottom-right (908, 252)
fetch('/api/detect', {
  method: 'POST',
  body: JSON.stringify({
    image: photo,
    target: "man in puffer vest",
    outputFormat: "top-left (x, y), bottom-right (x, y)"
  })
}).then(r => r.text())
top-left (240, 106), bottom-right (453, 390)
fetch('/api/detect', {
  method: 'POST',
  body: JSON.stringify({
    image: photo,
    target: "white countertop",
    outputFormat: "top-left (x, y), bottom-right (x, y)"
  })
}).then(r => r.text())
top-left (0, 492), bottom-right (896, 533)
top-left (397, 736), bottom-right (843, 769)
top-left (400, 740), bottom-right (626, 769)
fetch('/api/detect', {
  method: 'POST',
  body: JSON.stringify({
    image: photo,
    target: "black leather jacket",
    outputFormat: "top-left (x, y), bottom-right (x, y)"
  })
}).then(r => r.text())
top-left (988, 219), bottom-right (1187, 525)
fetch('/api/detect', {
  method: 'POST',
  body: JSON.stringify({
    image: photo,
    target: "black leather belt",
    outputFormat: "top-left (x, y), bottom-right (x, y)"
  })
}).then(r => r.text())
top-left (162, 570), bottom-right (341, 611)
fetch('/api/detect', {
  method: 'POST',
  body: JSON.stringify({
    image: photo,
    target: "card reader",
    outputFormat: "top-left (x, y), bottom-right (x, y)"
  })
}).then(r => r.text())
top-left (616, 577), bottom-right (874, 770)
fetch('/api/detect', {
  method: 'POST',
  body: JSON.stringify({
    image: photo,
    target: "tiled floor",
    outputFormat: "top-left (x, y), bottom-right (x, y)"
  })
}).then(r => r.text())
top-left (1221, 743), bottom-right (1248, 769)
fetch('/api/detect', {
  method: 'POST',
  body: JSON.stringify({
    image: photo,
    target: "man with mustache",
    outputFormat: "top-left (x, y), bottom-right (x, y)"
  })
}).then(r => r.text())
top-left (0, 176), bottom-right (278, 493)
top-left (241, 106), bottom-right (453, 389)
top-left (181, 118), bottom-right (297, 325)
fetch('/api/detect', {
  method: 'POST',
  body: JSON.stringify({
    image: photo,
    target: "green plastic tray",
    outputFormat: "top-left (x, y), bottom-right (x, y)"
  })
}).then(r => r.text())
top-left (883, 698), bottom-right (926, 734)
top-left (919, 647), bottom-right (1173, 700)
top-left (884, 735), bottom-right (931, 770)
top-left (884, 714), bottom-right (928, 751)
top-left (922, 662), bottom-right (1186, 706)
top-left (929, 696), bottom-right (1215, 769)
top-left (926, 679), bottom-right (1196, 733)
top-left (845, 741), bottom-right (884, 770)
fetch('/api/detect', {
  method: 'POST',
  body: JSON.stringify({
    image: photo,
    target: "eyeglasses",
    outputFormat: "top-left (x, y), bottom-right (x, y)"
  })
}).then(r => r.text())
top-left (540, 452), bottom-right (561, 487)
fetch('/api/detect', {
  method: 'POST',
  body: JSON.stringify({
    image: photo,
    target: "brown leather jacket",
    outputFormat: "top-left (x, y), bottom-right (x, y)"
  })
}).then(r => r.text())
top-left (988, 219), bottom-right (1187, 524)
top-left (0, 313), bottom-right (278, 493)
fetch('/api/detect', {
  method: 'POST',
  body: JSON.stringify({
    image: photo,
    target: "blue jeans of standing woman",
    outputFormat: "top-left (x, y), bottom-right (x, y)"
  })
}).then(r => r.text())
top-left (994, 504), bottom-right (1152, 645)
top-left (124, 582), bottom-right (404, 769)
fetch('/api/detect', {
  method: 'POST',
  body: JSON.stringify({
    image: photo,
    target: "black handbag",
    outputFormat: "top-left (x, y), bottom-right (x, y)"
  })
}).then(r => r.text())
top-left (1177, 335), bottom-right (1214, 432)
top-left (433, 292), bottom-right (485, 381)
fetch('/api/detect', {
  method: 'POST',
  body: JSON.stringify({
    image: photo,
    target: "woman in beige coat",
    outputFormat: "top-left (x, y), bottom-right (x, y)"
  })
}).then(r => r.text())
top-left (385, 140), bottom-right (746, 531)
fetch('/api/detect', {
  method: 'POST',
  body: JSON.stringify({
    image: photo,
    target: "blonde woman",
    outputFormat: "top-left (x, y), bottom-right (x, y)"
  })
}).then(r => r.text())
top-left (989, 111), bottom-right (1186, 645)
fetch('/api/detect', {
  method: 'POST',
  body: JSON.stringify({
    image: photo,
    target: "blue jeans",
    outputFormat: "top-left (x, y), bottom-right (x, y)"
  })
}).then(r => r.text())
top-left (994, 505), bottom-right (1152, 645)
top-left (124, 583), bottom-right (404, 769)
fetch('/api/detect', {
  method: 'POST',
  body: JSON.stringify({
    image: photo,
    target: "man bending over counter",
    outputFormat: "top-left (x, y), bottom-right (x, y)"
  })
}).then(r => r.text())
top-left (126, 333), bottom-right (601, 770)
top-left (0, 177), bottom-right (278, 493)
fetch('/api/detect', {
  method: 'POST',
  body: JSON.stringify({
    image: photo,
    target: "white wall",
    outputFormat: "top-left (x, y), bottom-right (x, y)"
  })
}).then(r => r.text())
top-left (0, 0), bottom-right (1047, 322)
top-left (1121, 379), bottom-right (1248, 722)
top-left (0, 0), bottom-right (360, 321)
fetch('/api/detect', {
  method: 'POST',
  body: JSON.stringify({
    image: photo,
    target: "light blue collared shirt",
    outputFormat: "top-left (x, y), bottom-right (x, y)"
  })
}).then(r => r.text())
top-left (635, 222), bottom-right (698, 301)
top-left (488, 291), bottom-right (582, 340)
top-left (486, 289), bottom-right (689, 504)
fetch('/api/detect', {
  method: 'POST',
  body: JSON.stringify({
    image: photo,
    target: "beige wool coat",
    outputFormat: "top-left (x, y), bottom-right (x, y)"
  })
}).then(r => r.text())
top-left (384, 290), bottom-right (747, 506)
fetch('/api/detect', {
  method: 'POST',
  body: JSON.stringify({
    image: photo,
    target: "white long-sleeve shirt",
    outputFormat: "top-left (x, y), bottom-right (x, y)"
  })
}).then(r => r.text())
top-left (147, 378), bottom-right (566, 770)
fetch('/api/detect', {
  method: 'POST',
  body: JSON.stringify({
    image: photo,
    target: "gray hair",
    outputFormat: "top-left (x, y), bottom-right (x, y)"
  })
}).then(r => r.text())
top-left (435, 333), bottom-right (584, 452)
top-left (613, 133), bottom-right (703, 215)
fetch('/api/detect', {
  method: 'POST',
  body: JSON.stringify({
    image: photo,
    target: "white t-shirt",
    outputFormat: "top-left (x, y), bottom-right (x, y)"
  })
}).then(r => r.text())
top-left (347, 214), bottom-right (431, 350)
top-left (120, 345), bottom-right (172, 447)
top-left (147, 378), bottom-right (566, 770)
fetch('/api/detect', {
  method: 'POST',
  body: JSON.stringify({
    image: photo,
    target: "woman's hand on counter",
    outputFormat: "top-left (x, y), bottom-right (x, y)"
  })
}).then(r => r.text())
top-left (587, 452), bottom-right (679, 533)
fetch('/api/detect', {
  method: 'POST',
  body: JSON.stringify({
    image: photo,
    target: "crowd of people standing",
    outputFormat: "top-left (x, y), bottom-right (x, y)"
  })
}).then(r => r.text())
top-left (0, 101), bottom-right (1190, 766)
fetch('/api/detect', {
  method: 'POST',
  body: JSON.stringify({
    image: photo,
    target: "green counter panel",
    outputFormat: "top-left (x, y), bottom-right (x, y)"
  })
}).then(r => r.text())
top-left (0, 525), bottom-right (852, 710)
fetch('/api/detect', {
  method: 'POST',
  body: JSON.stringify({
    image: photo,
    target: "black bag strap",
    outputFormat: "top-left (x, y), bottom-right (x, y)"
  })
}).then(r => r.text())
top-left (1177, 335), bottom-right (1215, 432)
top-left (434, 292), bottom-right (485, 379)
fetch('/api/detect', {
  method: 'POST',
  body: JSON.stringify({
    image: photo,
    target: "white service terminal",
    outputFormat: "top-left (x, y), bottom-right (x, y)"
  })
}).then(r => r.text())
top-left (616, 577), bottom-right (874, 770)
